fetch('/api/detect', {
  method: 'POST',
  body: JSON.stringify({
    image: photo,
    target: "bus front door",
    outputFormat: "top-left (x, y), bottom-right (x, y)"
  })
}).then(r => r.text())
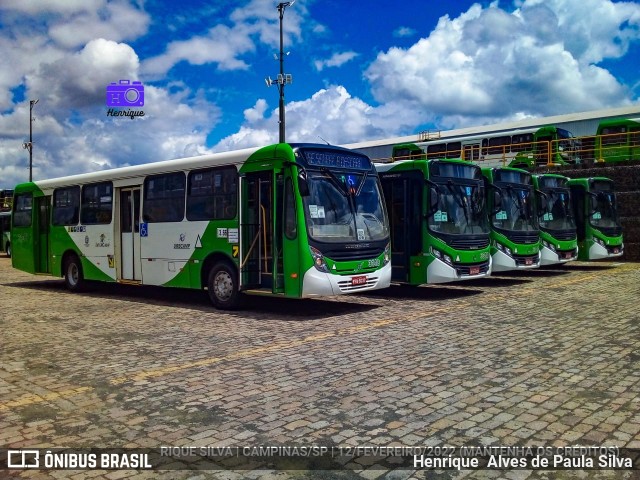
top-left (119, 188), bottom-right (141, 281)
top-left (34, 196), bottom-right (50, 274)
top-left (241, 171), bottom-right (277, 291)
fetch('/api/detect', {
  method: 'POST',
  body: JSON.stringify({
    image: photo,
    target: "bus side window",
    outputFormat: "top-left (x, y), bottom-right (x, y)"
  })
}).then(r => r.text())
top-left (187, 167), bottom-right (238, 221)
top-left (284, 177), bottom-right (297, 239)
top-left (144, 172), bottom-right (186, 223)
top-left (52, 186), bottom-right (80, 226)
top-left (13, 193), bottom-right (33, 227)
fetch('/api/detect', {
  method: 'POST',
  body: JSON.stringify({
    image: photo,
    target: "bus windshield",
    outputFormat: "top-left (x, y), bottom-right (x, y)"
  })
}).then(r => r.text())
top-left (540, 189), bottom-right (575, 231)
top-left (302, 171), bottom-right (388, 243)
top-left (493, 185), bottom-right (537, 232)
top-left (590, 190), bottom-right (620, 229)
top-left (429, 181), bottom-right (489, 235)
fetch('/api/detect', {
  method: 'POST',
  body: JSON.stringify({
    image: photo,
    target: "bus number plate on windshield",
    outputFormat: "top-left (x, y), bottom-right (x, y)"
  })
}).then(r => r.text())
top-left (352, 276), bottom-right (367, 286)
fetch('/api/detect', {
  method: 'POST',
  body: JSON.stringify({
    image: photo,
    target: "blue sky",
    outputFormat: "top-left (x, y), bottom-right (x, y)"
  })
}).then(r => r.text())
top-left (0, 0), bottom-right (639, 187)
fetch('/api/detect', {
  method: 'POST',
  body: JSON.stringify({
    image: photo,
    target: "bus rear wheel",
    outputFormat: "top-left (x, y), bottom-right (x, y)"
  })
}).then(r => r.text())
top-left (64, 255), bottom-right (85, 292)
top-left (207, 262), bottom-right (240, 310)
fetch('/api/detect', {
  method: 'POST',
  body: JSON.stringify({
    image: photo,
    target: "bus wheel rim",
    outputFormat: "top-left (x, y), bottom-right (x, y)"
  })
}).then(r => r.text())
top-left (69, 264), bottom-right (79, 286)
top-left (214, 271), bottom-right (233, 301)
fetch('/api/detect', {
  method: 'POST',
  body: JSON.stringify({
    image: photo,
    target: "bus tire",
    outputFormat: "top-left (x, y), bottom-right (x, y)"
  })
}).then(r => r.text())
top-left (64, 254), bottom-right (85, 292)
top-left (207, 262), bottom-right (240, 310)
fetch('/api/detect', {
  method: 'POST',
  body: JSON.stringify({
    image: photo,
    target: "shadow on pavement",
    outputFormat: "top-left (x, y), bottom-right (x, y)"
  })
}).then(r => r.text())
top-left (4, 279), bottom-right (380, 321)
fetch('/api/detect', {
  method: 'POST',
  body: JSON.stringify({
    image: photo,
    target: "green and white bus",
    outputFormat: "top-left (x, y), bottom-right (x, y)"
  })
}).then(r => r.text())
top-left (482, 167), bottom-right (541, 271)
top-left (532, 174), bottom-right (578, 265)
top-left (11, 143), bottom-right (391, 309)
top-left (0, 211), bottom-right (10, 257)
top-left (567, 177), bottom-right (624, 260)
top-left (375, 144), bottom-right (492, 284)
top-left (401, 126), bottom-right (581, 169)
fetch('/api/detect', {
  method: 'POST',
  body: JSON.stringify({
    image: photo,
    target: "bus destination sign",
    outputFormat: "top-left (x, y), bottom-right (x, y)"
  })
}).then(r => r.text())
top-left (302, 149), bottom-right (371, 171)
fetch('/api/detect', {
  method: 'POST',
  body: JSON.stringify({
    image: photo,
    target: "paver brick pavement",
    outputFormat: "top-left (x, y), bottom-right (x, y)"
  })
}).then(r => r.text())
top-left (0, 257), bottom-right (639, 479)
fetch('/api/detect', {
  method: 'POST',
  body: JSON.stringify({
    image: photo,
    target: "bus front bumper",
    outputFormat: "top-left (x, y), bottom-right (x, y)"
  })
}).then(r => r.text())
top-left (301, 262), bottom-right (392, 297)
top-left (491, 249), bottom-right (540, 272)
top-left (540, 245), bottom-right (578, 265)
top-left (427, 257), bottom-right (492, 284)
top-left (588, 242), bottom-right (623, 260)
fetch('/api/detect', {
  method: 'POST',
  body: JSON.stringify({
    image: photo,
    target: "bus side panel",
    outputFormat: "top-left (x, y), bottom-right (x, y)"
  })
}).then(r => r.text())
top-left (49, 225), bottom-right (115, 281)
top-left (163, 220), bottom-right (239, 289)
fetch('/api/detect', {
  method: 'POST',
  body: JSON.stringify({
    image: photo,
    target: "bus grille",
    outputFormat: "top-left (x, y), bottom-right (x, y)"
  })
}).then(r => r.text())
top-left (337, 277), bottom-right (379, 292)
top-left (508, 233), bottom-right (539, 244)
top-left (448, 238), bottom-right (490, 250)
top-left (547, 230), bottom-right (577, 241)
top-left (325, 247), bottom-right (384, 260)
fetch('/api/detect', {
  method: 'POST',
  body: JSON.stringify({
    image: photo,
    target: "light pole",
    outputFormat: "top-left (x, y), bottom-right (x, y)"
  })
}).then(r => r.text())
top-left (265, 1), bottom-right (295, 144)
top-left (22, 99), bottom-right (38, 182)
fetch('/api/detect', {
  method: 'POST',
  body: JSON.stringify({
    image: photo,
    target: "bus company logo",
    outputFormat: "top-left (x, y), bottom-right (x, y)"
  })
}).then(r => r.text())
top-left (84, 235), bottom-right (90, 247)
top-left (174, 233), bottom-right (190, 250)
top-left (106, 80), bottom-right (145, 119)
top-left (96, 233), bottom-right (110, 248)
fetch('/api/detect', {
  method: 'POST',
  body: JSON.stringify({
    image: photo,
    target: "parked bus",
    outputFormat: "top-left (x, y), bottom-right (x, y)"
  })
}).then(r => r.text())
top-left (0, 211), bottom-right (10, 257)
top-left (567, 177), bottom-right (623, 260)
top-left (482, 167), bottom-right (541, 271)
top-left (595, 118), bottom-right (640, 163)
top-left (532, 174), bottom-right (578, 265)
top-left (393, 126), bottom-right (581, 169)
top-left (11, 143), bottom-right (391, 309)
top-left (375, 144), bottom-right (491, 284)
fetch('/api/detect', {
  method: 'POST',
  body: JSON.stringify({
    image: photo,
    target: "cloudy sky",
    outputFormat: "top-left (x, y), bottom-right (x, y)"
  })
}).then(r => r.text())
top-left (0, 0), bottom-right (639, 187)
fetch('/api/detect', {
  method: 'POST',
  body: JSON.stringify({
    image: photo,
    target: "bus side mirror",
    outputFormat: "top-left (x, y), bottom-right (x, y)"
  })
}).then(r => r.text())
top-left (298, 173), bottom-right (310, 197)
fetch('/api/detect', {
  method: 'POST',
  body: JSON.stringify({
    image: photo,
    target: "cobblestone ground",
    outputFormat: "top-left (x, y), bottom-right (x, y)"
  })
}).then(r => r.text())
top-left (0, 256), bottom-right (638, 480)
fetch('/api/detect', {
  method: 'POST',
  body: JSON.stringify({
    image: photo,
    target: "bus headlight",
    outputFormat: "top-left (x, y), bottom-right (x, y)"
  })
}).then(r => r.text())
top-left (430, 247), bottom-right (453, 266)
top-left (309, 246), bottom-right (329, 273)
top-left (383, 243), bottom-right (391, 266)
top-left (593, 236), bottom-right (605, 247)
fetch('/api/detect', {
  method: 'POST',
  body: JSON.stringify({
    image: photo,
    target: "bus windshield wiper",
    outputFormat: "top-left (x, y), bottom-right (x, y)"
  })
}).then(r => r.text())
top-left (321, 168), bottom-right (348, 197)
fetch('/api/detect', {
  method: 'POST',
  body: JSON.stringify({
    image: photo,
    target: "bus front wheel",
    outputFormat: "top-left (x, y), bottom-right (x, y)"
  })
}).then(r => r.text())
top-left (207, 262), bottom-right (240, 310)
top-left (64, 255), bottom-right (85, 292)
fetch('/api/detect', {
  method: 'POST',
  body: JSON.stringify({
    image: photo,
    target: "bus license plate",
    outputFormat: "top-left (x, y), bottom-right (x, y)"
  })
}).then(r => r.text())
top-left (613, 248), bottom-right (619, 254)
top-left (525, 258), bottom-right (532, 265)
top-left (469, 266), bottom-right (480, 275)
top-left (352, 276), bottom-right (367, 286)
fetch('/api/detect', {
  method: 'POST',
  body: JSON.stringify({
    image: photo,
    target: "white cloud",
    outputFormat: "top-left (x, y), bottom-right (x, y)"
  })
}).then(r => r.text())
top-left (142, 24), bottom-right (255, 76)
top-left (142, 0), bottom-right (310, 77)
top-left (26, 38), bottom-right (140, 109)
top-left (364, 0), bottom-right (640, 128)
top-left (313, 51), bottom-right (359, 72)
top-left (48, 1), bottom-right (150, 49)
top-left (213, 85), bottom-right (421, 152)
top-left (393, 26), bottom-right (416, 38)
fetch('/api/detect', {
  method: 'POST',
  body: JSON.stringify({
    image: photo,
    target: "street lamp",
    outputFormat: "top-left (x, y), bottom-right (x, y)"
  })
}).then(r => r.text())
top-left (22, 99), bottom-right (39, 182)
top-left (265, 1), bottom-right (295, 144)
